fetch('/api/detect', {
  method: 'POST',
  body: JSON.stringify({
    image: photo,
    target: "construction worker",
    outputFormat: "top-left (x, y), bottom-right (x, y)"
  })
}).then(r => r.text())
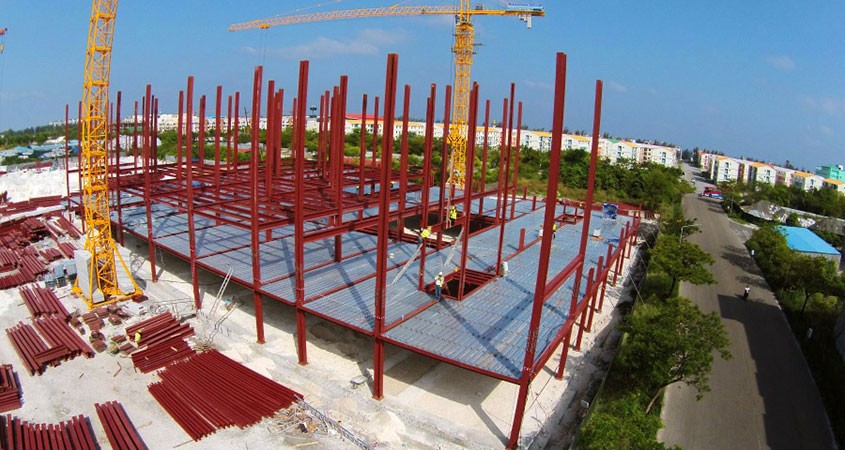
top-left (434, 272), bottom-right (444, 301)
top-left (449, 205), bottom-right (457, 226)
top-left (552, 222), bottom-right (558, 239)
top-left (134, 329), bottom-right (142, 345)
top-left (418, 226), bottom-right (431, 246)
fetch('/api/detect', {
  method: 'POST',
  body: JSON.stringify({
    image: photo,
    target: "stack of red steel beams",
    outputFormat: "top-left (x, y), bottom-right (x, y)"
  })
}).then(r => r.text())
top-left (32, 315), bottom-right (95, 359)
top-left (131, 339), bottom-right (194, 373)
top-left (125, 312), bottom-right (194, 347)
top-left (56, 242), bottom-right (77, 259)
top-left (5, 322), bottom-right (50, 375)
top-left (148, 350), bottom-right (303, 441)
top-left (0, 365), bottom-right (22, 413)
top-left (55, 216), bottom-right (82, 239)
top-left (39, 247), bottom-right (63, 262)
top-left (0, 249), bottom-right (15, 271)
top-left (0, 414), bottom-right (97, 450)
top-left (95, 401), bottom-right (147, 450)
top-left (126, 312), bottom-right (196, 373)
top-left (19, 287), bottom-right (70, 319)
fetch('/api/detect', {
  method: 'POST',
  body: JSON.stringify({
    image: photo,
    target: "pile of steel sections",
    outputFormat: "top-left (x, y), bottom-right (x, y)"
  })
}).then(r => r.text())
top-left (95, 401), bottom-right (146, 450)
top-left (0, 365), bottom-right (22, 413)
top-left (18, 287), bottom-right (69, 319)
top-left (127, 312), bottom-right (195, 373)
top-left (149, 350), bottom-right (303, 441)
top-left (0, 414), bottom-right (97, 449)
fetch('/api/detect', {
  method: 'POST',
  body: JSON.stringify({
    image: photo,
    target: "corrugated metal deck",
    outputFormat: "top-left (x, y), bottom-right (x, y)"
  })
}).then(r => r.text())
top-left (112, 190), bottom-right (631, 380)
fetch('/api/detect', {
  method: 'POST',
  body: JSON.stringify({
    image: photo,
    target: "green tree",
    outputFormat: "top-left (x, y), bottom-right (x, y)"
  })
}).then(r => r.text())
top-left (784, 254), bottom-right (841, 314)
top-left (649, 234), bottom-right (716, 295)
top-left (620, 297), bottom-right (732, 414)
top-left (579, 392), bottom-right (673, 450)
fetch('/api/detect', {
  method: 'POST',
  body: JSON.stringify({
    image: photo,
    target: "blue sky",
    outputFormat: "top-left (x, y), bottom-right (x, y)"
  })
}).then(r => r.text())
top-left (0, 1), bottom-right (842, 170)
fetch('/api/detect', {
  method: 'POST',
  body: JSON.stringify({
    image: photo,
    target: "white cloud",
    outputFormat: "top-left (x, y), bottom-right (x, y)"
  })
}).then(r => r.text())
top-left (819, 124), bottom-right (834, 137)
top-left (608, 81), bottom-right (627, 93)
top-left (798, 95), bottom-right (845, 117)
top-left (766, 55), bottom-right (795, 71)
top-left (254, 28), bottom-right (409, 60)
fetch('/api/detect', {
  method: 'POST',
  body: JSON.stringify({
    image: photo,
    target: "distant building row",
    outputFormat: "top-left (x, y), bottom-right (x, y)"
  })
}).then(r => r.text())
top-left (137, 113), bottom-right (680, 169)
top-left (699, 152), bottom-right (845, 193)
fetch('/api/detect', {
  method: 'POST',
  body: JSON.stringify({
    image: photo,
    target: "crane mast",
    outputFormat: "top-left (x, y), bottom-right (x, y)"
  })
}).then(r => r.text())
top-left (230, 3), bottom-right (543, 189)
top-left (74, 0), bottom-right (141, 308)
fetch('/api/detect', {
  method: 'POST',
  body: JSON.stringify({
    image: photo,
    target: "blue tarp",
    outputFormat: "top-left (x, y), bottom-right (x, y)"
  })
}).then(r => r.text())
top-left (776, 226), bottom-right (841, 256)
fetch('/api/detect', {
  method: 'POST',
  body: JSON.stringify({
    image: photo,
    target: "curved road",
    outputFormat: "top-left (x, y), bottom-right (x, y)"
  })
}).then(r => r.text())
top-left (659, 165), bottom-right (836, 449)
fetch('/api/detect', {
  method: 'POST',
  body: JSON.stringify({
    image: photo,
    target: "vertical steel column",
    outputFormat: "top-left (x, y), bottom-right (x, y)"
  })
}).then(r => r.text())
top-left (265, 80), bottom-right (275, 200)
top-left (64, 104), bottom-right (71, 216)
top-left (495, 98), bottom-right (511, 277)
top-left (479, 100), bottom-right (490, 215)
top-left (316, 92), bottom-right (326, 177)
top-left (132, 101), bottom-right (138, 172)
top-left (587, 257), bottom-right (603, 331)
top-left (495, 98), bottom-right (508, 224)
top-left (76, 101), bottom-right (85, 234)
top-left (214, 86), bottom-right (222, 190)
top-left (153, 97), bottom-right (160, 173)
top-left (504, 85), bottom-right (516, 221)
top-left (176, 91), bottom-right (184, 186)
top-left (561, 79), bottom-right (604, 369)
top-left (599, 245), bottom-right (612, 310)
top-left (397, 85), bottom-right (411, 241)
top-left (248, 67), bottom-right (266, 344)
top-left (510, 100), bottom-right (522, 219)
top-left (373, 53), bottom-right (399, 400)
top-left (417, 85), bottom-right (436, 291)
top-left (198, 95), bottom-right (207, 173)
top-left (115, 92), bottom-right (125, 247)
top-left (508, 52), bottom-right (568, 450)
top-left (614, 228), bottom-right (625, 286)
top-left (141, 85), bottom-right (157, 284)
top-left (575, 267), bottom-right (595, 349)
top-left (370, 97), bottom-right (380, 179)
top-left (626, 221), bottom-right (634, 258)
top-left (184, 77), bottom-right (201, 310)
top-left (294, 61), bottom-right (309, 363)
top-left (225, 95), bottom-right (232, 172)
top-left (457, 83), bottom-right (479, 300)
top-left (358, 95), bottom-right (368, 199)
top-left (275, 88), bottom-right (284, 177)
top-left (233, 93), bottom-right (240, 173)
top-left (438, 86), bottom-right (453, 231)
top-left (335, 77), bottom-right (349, 260)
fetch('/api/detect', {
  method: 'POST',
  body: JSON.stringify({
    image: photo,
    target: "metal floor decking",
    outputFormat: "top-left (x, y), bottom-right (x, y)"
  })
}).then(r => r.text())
top-left (112, 192), bottom-right (630, 380)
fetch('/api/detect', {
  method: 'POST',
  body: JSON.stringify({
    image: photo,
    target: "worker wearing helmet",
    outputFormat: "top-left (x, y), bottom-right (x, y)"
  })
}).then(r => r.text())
top-left (418, 226), bottom-right (432, 246)
top-left (434, 272), bottom-right (445, 301)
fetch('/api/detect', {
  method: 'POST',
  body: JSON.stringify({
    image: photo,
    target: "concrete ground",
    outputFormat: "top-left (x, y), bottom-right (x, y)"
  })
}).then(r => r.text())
top-left (0, 168), bottom-right (640, 449)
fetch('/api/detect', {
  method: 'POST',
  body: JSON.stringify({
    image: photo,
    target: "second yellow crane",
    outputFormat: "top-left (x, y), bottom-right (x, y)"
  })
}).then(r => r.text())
top-left (230, 2), bottom-right (545, 188)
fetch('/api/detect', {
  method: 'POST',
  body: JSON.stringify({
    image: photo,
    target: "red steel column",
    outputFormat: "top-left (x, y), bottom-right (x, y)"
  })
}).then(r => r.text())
top-left (457, 83), bottom-right (479, 300)
top-left (438, 86), bottom-right (452, 239)
top-left (265, 80), bottom-right (275, 201)
top-left (132, 101), bottom-right (138, 172)
top-left (115, 91), bottom-right (125, 247)
top-left (478, 100), bottom-right (490, 214)
top-left (494, 98), bottom-right (510, 277)
top-left (214, 86), bottom-right (222, 189)
top-left (510, 99), bottom-right (522, 219)
top-left (508, 52), bottom-right (567, 450)
top-left (233, 93), bottom-right (240, 173)
top-left (599, 245), bottom-right (612, 310)
top-left (185, 77), bottom-right (202, 310)
top-left (294, 61), bottom-right (309, 362)
top-left (397, 85), bottom-right (411, 241)
top-left (64, 104), bottom-right (71, 216)
top-left (373, 53), bottom-right (399, 400)
top-left (334, 78), bottom-right (349, 261)
top-left (417, 85), bottom-right (436, 291)
top-left (249, 67), bottom-right (266, 344)
top-left (587, 259), bottom-right (602, 331)
top-left (358, 94), bottom-right (368, 200)
top-left (560, 79), bottom-right (604, 376)
top-left (575, 267), bottom-right (595, 349)
top-left (142, 85), bottom-right (158, 283)
top-left (176, 91), bottom-right (184, 186)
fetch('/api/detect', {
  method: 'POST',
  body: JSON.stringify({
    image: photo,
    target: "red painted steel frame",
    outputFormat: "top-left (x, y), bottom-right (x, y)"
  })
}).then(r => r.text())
top-left (373, 54), bottom-right (399, 400)
top-left (294, 61), bottom-right (309, 363)
top-left (507, 52), bottom-right (568, 450)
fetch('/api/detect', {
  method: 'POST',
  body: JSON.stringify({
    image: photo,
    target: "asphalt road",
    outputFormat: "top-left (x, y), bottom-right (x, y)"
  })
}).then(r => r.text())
top-left (659, 166), bottom-right (837, 449)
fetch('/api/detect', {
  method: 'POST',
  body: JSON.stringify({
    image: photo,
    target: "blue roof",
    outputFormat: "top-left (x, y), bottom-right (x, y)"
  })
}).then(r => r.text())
top-left (776, 226), bottom-right (841, 256)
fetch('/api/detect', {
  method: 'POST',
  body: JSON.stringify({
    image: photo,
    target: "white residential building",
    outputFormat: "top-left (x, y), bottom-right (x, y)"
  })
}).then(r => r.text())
top-left (746, 162), bottom-right (777, 186)
top-left (711, 156), bottom-right (741, 182)
top-left (775, 167), bottom-right (796, 187)
top-left (792, 171), bottom-right (825, 191)
top-left (823, 178), bottom-right (845, 193)
top-left (599, 139), bottom-right (637, 164)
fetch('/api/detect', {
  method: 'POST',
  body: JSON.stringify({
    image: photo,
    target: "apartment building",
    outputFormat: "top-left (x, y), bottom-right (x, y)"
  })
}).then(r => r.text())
top-left (711, 156), bottom-right (741, 182)
top-left (815, 164), bottom-right (845, 182)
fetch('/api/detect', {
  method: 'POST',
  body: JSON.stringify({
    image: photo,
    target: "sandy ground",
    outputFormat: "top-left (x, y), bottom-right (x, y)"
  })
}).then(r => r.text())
top-left (0, 166), bottom-right (641, 449)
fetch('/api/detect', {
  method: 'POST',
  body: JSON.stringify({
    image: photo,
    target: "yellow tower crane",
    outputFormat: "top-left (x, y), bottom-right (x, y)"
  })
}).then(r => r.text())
top-left (73, 0), bottom-right (142, 309)
top-left (229, 2), bottom-right (544, 188)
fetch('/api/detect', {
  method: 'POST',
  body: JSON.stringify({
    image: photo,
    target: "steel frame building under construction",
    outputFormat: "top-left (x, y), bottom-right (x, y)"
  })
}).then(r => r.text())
top-left (66, 52), bottom-right (640, 448)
